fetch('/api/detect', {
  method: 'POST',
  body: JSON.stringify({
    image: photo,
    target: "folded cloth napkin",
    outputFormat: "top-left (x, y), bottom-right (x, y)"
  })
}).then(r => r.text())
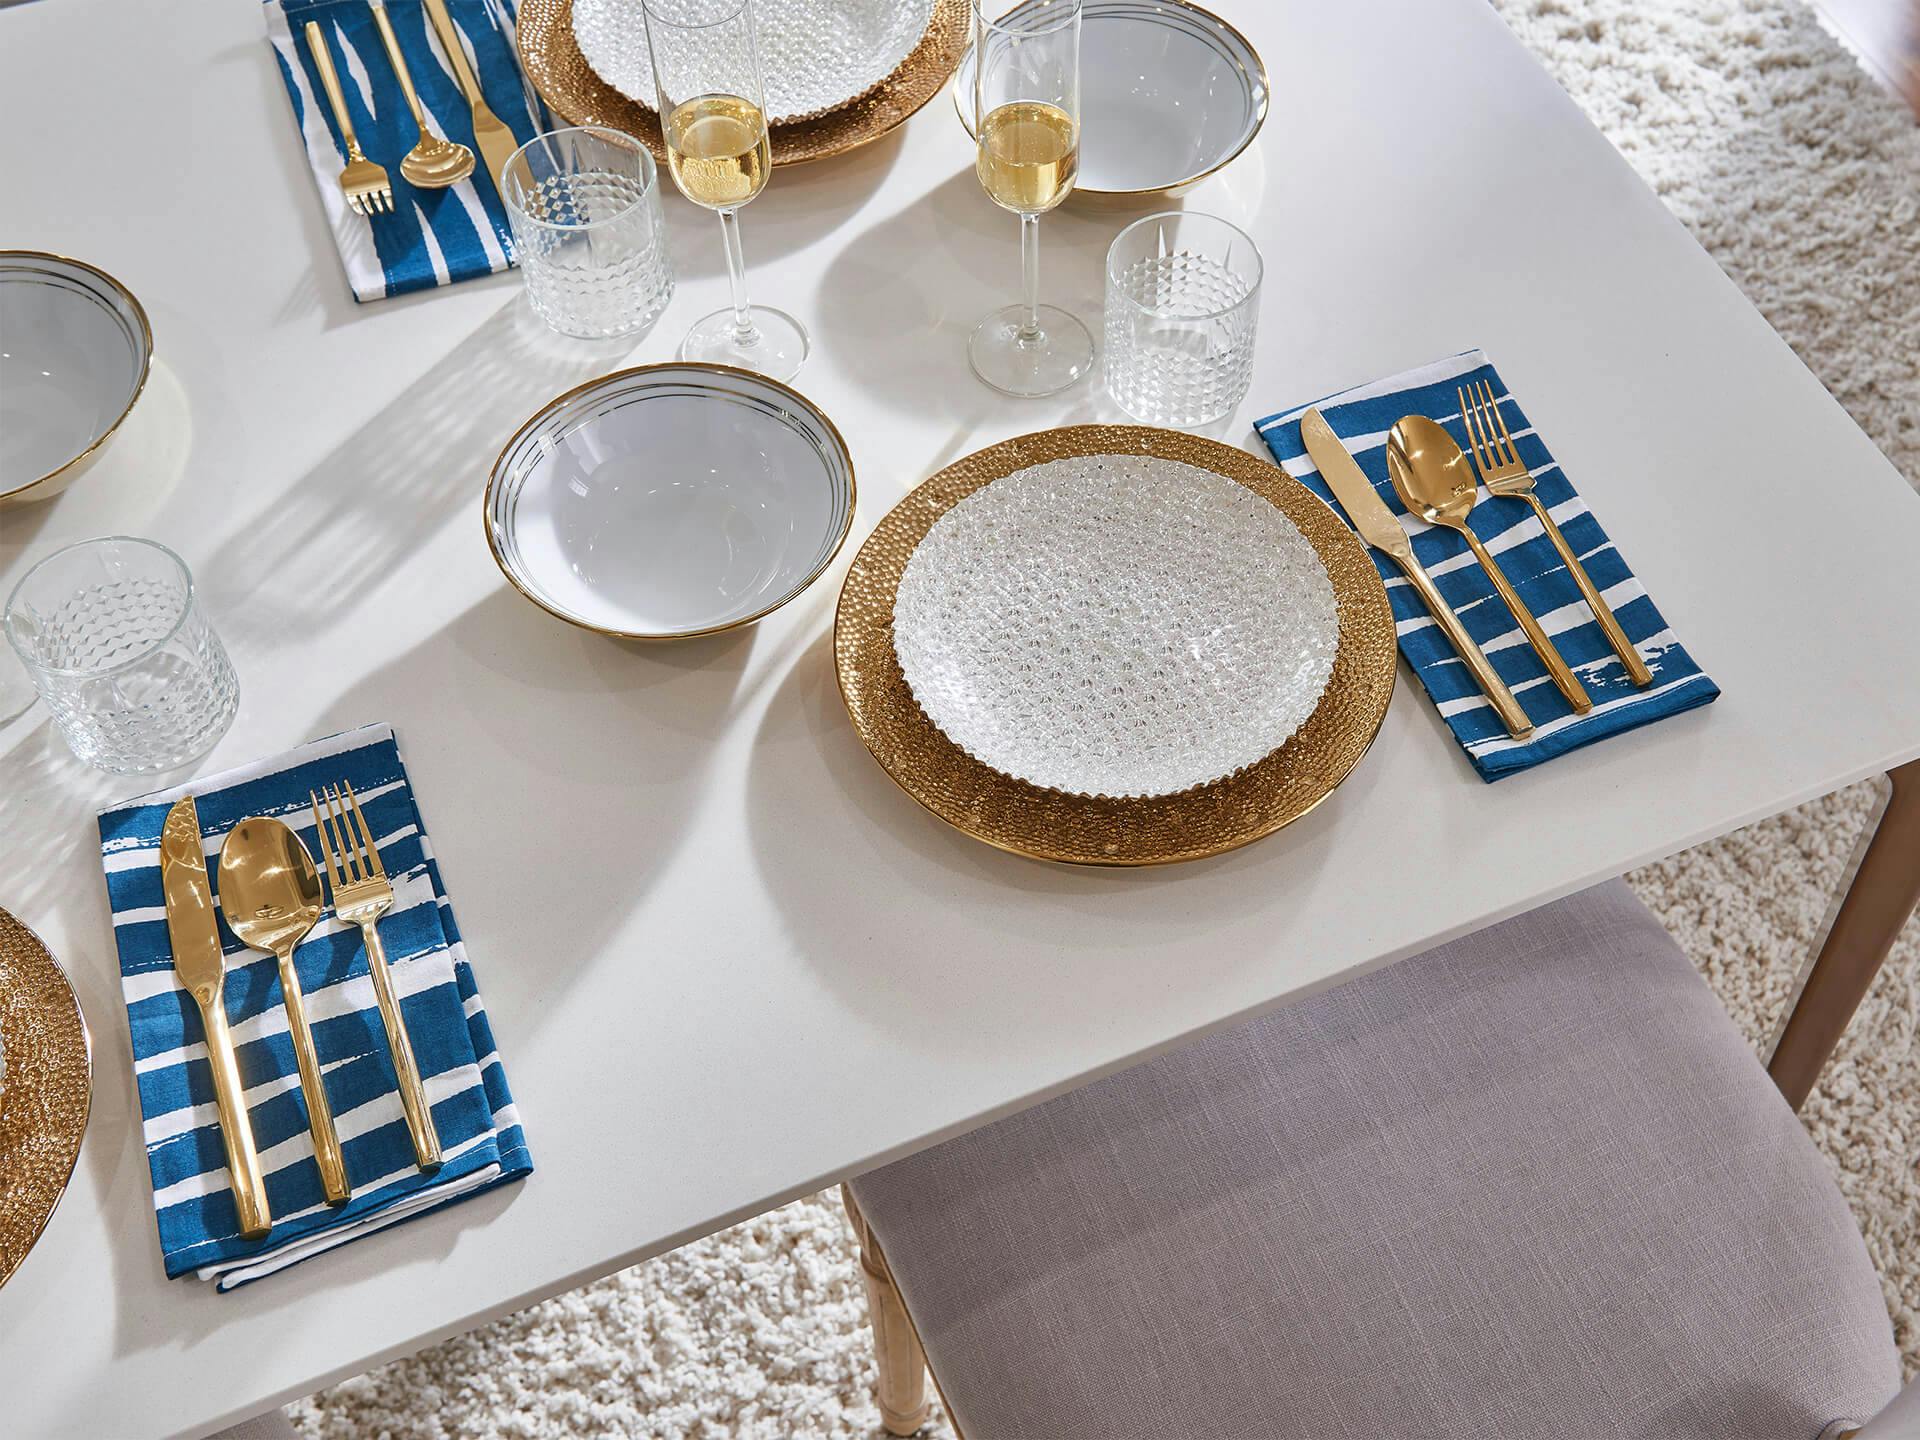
top-left (265, 0), bottom-right (548, 302)
top-left (97, 724), bottom-right (531, 1290)
top-left (1257, 350), bottom-right (1719, 780)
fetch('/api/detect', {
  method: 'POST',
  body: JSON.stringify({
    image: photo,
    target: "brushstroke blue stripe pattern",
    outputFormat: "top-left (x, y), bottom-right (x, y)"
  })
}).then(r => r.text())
top-left (97, 724), bottom-right (531, 1290)
top-left (1256, 350), bottom-right (1719, 780)
top-left (266, 0), bottom-right (551, 302)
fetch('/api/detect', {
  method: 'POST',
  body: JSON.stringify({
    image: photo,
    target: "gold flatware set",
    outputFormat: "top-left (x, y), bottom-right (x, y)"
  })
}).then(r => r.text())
top-left (1303, 391), bottom-right (1651, 741)
top-left (160, 788), bottom-right (442, 1235)
top-left (305, 4), bottom-right (508, 222)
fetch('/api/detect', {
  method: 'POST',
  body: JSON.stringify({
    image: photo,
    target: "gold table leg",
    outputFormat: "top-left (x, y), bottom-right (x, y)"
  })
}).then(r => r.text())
top-left (1768, 758), bottom-right (1920, 1111)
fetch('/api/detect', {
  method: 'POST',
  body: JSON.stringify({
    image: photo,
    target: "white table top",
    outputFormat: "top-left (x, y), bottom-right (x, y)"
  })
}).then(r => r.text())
top-left (5, 0), bottom-right (1919, 1435)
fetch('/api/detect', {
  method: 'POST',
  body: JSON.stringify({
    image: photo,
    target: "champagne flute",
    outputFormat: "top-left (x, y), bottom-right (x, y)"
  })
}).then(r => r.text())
top-left (969, 0), bottom-right (1090, 397)
top-left (644, 0), bottom-right (808, 380)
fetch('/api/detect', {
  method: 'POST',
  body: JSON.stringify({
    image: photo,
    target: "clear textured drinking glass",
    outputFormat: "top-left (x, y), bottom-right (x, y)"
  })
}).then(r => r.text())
top-left (1104, 211), bottom-right (1263, 427)
top-left (4, 537), bottom-right (239, 774)
top-left (503, 126), bottom-right (676, 340)
top-left (969, 0), bottom-right (1090, 398)
top-left (645, 0), bottom-right (808, 381)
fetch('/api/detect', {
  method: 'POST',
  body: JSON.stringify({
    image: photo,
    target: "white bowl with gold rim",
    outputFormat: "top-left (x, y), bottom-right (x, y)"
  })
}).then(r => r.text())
top-left (0, 252), bottom-right (153, 506)
top-left (954, 0), bottom-right (1267, 203)
top-left (485, 363), bottom-right (856, 640)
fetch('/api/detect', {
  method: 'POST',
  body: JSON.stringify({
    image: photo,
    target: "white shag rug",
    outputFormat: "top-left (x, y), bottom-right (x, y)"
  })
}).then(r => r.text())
top-left (293, 3), bottom-right (1920, 1433)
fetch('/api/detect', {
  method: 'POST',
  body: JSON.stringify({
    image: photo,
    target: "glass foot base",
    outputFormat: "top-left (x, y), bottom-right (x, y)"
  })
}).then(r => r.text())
top-left (680, 306), bottom-right (808, 382)
top-left (969, 304), bottom-right (1093, 398)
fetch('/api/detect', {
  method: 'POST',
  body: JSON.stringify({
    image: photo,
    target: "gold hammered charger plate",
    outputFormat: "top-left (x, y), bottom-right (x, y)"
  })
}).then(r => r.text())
top-left (835, 426), bottom-right (1398, 866)
top-left (518, 0), bottom-right (969, 167)
top-left (0, 907), bottom-right (92, 1289)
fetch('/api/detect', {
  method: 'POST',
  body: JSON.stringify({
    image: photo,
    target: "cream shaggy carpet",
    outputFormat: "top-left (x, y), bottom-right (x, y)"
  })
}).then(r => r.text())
top-left (292, 2), bottom-right (1920, 1434)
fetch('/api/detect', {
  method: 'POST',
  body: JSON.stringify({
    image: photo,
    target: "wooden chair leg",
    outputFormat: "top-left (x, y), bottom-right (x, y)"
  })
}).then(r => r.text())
top-left (842, 1184), bottom-right (932, 1437)
top-left (1768, 758), bottom-right (1920, 1110)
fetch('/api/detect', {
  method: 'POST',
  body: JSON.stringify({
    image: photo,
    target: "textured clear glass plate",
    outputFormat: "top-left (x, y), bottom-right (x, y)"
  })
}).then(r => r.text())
top-left (892, 453), bottom-right (1339, 799)
top-left (572, 0), bottom-right (934, 124)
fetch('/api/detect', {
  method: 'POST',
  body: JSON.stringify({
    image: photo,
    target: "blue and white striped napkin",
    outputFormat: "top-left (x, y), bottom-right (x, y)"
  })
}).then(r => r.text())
top-left (1257, 350), bottom-right (1719, 780)
top-left (97, 724), bottom-right (531, 1290)
top-left (266, 0), bottom-right (548, 302)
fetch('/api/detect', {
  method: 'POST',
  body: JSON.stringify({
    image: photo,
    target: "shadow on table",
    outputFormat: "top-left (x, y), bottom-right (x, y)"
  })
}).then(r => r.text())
top-left (305, 581), bottom-right (751, 1007)
top-left (809, 165), bottom-right (1116, 423)
top-left (743, 633), bottom-right (1371, 1061)
top-left (194, 297), bottom-right (636, 653)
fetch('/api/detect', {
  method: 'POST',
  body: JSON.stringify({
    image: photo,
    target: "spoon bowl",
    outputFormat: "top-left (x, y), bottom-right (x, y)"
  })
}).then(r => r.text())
top-left (1384, 415), bottom-right (1479, 530)
top-left (400, 134), bottom-right (477, 191)
top-left (218, 817), bottom-right (324, 958)
top-left (1387, 414), bottom-right (1593, 715)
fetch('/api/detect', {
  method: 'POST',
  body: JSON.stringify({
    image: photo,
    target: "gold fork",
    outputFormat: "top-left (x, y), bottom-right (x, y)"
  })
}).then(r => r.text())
top-left (312, 782), bottom-right (443, 1170)
top-left (1458, 379), bottom-right (1654, 688)
top-left (304, 20), bottom-right (395, 217)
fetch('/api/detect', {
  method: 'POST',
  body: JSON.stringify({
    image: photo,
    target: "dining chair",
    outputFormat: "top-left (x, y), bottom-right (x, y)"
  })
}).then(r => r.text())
top-left (843, 879), bottom-right (1913, 1439)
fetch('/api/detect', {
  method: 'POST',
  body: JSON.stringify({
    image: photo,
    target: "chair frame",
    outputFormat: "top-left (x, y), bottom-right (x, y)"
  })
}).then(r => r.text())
top-left (847, 759), bottom-right (1920, 1437)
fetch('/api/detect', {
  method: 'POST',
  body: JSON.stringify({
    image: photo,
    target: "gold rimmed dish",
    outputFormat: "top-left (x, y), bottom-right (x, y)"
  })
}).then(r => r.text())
top-left (518, 0), bottom-right (969, 167)
top-left (486, 363), bottom-right (856, 640)
top-left (954, 0), bottom-right (1268, 204)
top-left (0, 251), bottom-right (153, 506)
top-left (835, 426), bottom-right (1397, 866)
top-left (0, 907), bottom-right (93, 1289)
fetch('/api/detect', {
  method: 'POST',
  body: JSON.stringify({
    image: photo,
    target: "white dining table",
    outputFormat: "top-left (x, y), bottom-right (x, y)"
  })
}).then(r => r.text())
top-left (4, 0), bottom-right (1920, 1434)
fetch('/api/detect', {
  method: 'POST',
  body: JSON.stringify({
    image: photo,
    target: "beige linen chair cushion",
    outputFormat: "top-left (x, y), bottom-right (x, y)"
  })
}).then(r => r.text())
top-left (850, 880), bottom-right (1900, 1440)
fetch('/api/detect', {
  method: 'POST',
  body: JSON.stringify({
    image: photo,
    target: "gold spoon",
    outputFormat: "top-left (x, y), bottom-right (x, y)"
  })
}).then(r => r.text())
top-left (219, 818), bottom-right (351, 1206)
top-left (369, 2), bottom-right (476, 191)
top-left (1387, 415), bottom-right (1593, 715)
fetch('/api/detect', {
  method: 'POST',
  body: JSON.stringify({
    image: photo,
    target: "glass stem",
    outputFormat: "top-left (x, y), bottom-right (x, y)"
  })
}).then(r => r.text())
top-left (718, 207), bottom-right (761, 347)
top-left (1018, 212), bottom-right (1043, 343)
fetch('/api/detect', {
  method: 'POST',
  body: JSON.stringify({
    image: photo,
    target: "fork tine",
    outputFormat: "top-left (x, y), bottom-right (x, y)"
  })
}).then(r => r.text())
top-left (311, 789), bottom-right (347, 893)
top-left (344, 780), bottom-right (387, 881)
top-left (1482, 379), bottom-right (1520, 468)
top-left (379, 188), bottom-right (393, 214)
top-left (324, 786), bottom-right (361, 882)
top-left (324, 786), bottom-right (354, 882)
top-left (347, 191), bottom-right (363, 217)
top-left (1457, 384), bottom-right (1490, 472)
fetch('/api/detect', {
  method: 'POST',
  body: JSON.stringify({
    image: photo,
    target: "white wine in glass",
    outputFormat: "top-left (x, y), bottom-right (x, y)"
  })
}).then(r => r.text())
top-left (644, 0), bottom-right (807, 380)
top-left (665, 93), bottom-right (771, 209)
top-left (969, 0), bottom-right (1090, 397)
top-left (976, 100), bottom-right (1078, 214)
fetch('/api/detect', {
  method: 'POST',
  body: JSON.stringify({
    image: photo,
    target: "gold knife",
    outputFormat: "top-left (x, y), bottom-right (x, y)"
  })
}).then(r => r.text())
top-left (421, 0), bottom-right (517, 200)
top-left (161, 798), bottom-right (273, 1239)
top-left (1301, 408), bottom-right (1534, 741)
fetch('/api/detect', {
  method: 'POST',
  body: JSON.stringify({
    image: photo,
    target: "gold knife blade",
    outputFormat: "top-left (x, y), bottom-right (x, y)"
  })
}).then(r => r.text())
top-left (161, 798), bottom-right (273, 1239)
top-left (1301, 408), bottom-right (1414, 562)
top-left (1299, 409), bottom-right (1534, 741)
top-left (421, 0), bottom-right (517, 199)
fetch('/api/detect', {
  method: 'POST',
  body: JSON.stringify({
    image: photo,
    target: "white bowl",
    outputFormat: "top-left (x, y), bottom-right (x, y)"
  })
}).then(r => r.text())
top-left (0, 252), bottom-right (153, 506)
top-left (485, 364), bottom-right (856, 639)
top-left (955, 0), bottom-right (1267, 201)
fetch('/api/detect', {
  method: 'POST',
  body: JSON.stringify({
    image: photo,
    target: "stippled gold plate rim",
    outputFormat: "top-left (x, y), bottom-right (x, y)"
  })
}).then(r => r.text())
top-left (518, 0), bottom-right (970, 168)
top-left (834, 425), bottom-right (1398, 867)
top-left (0, 906), bottom-right (93, 1290)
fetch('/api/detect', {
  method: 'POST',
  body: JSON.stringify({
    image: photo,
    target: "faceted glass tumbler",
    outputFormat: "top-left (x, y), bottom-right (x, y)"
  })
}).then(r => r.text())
top-left (504, 126), bottom-right (676, 340)
top-left (5, 537), bottom-right (239, 773)
top-left (1104, 211), bottom-right (1263, 428)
